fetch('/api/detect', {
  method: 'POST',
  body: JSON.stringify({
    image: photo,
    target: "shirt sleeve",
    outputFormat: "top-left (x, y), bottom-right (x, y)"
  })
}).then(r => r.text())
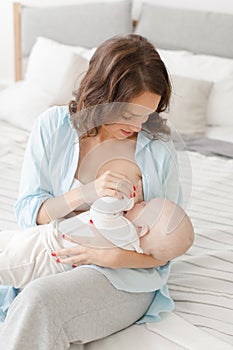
top-left (14, 108), bottom-right (55, 228)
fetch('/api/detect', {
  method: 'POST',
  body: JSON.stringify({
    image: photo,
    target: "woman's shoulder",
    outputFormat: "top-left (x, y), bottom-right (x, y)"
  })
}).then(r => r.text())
top-left (36, 105), bottom-right (70, 130)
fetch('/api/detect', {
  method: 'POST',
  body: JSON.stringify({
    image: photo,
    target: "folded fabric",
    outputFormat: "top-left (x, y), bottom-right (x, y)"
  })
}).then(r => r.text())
top-left (173, 134), bottom-right (233, 158)
top-left (0, 286), bottom-right (19, 322)
top-left (90, 195), bottom-right (143, 252)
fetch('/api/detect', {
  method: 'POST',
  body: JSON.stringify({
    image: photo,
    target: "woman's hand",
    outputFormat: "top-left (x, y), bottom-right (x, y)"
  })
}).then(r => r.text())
top-left (53, 241), bottom-right (120, 269)
top-left (53, 244), bottom-right (121, 268)
top-left (80, 170), bottom-right (136, 205)
top-left (53, 221), bottom-right (121, 268)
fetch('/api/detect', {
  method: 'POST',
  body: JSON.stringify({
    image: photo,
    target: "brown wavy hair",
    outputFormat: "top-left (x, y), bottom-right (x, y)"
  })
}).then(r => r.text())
top-left (69, 34), bottom-right (171, 140)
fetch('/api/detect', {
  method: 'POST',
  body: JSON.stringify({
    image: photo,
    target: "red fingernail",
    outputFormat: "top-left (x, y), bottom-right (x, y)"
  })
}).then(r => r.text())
top-left (89, 219), bottom-right (93, 224)
top-left (56, 258), bottom-right (60, 263)
top-left (133, 185), bottom-right (136, 191)
top-left (72, 264), bottom-right (77, 268)
top-left (51, 252), bottom-right (56, 257)
top-left (62, 234), bottom-right (65, 239)
top-left (130, 194), bottom-right (133, 198)
top-left (133, 193), bottom-right (136, 197)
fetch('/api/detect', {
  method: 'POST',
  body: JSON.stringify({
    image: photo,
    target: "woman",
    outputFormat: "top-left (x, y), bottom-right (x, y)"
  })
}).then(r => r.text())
top-left (0, 34), bottom-right (182, 349)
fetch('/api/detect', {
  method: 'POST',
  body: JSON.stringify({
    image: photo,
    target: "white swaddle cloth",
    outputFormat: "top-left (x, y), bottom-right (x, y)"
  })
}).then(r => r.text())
top-left (57, 195), bottom-right (143, 252)
top-left (90, 195), bottom-right (143, 252)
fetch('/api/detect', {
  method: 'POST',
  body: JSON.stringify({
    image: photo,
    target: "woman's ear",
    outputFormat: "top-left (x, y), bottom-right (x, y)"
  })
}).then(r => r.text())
top-left (137, 224), bottom-right (150, 238)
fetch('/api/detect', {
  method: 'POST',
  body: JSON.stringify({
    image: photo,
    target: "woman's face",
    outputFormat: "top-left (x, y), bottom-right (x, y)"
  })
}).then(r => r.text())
top-left (99, 91), bottom-right (161, 140)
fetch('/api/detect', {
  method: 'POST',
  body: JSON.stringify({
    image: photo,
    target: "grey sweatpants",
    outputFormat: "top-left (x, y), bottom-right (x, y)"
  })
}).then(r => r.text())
top-left (0, 267), bottom-right (155, 350)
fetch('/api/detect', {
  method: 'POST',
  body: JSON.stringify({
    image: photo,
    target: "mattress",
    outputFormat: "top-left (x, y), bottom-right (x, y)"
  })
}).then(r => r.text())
top-left (0, 121), bottom-right (232, 349)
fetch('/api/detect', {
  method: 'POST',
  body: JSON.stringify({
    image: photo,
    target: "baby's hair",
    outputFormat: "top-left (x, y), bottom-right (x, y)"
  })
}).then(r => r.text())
top-left (139, 198), bottom-right (194, 260)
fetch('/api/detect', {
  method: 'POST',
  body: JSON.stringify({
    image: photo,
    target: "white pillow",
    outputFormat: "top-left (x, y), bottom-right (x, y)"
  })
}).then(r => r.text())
top-left (25, 37), bottom-right (90, 104)
top-left (0, 37), bottom-right (92, 131)
top-left (165, 75), bottom-right (213, 135)
top-left (0, 81), bottom-right (54, 131)
top-left (158, 48), bottom-right (233, 127)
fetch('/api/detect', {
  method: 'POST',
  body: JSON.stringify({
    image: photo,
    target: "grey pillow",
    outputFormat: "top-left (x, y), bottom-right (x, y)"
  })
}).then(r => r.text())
top-left (22, 0), bottom-right (133, 58)
top-left (164, 75), bottom-right (213, 135)
top-left (134, 3), bottom-right (233, 58)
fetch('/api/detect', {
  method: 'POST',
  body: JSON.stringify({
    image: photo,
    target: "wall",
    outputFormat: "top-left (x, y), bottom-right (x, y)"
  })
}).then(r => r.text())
top-left (1, 0), bottom-right (233, 86)
top-left (0, 1), bottom-right (14, 87)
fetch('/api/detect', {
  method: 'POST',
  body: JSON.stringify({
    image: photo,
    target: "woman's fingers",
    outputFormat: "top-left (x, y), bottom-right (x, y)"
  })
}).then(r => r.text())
top-left (52, 243), bottom-right (101, 266)
top-left (53, 245), bottom-right (85, 257)
top-left (52, 245), bottom-right (91, 265)
top-left (56, 254), bottom-right (86, 265)
top-left (99, 171), bottom-right (135, 198)
top-left (134, 179), bottom-right (144, 203)
top-left (101, 182), bottom-right (131, 199)
top-left (80, 171), bottom-right (135, 204)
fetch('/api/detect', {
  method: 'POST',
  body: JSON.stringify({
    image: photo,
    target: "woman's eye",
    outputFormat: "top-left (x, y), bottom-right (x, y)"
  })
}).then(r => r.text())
top-left (122, 114), bottom-right (132, 121)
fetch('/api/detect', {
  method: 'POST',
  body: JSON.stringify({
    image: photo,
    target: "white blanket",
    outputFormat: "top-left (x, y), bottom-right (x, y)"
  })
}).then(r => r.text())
top-left (0, 121), bottom-right (232, 349)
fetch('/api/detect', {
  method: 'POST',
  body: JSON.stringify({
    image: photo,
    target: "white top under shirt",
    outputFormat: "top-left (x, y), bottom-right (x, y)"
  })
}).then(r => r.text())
top-left (70, 177), bottom-right (82, 190)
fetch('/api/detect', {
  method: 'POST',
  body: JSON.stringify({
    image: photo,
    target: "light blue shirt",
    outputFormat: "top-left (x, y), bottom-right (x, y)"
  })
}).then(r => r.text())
top-left (14, 105), bottom-right (182, 323)
top-left (0, 286), bottom-right (18, 323)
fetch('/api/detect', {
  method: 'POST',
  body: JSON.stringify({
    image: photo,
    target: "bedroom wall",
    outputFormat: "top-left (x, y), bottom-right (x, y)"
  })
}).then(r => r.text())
top-left (0, 1), bottom-right (14, 88)
top-left (1, 0), bottom-right (233, 87)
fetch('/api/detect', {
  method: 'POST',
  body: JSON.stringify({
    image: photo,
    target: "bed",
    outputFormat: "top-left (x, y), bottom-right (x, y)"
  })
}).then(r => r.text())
top-left (0, 1), bottom-right (233, 349)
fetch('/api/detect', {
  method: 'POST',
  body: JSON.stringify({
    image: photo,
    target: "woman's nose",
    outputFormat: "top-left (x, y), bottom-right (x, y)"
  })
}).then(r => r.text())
top-left (130, 123), bottom-right (142, 132)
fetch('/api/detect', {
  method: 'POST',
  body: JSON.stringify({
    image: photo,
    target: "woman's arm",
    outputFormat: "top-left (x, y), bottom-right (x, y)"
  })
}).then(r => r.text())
top-left (54, 244), bottom-right (168, 269)
top-left (54, 226), bottom-right (168, 269)
top-left (38, 171), bottom-right (135, 224)
top-left (102, 248), bottom-right (168, 269)
top-left (36, 187), bottom-right (86, 225)
top-left (14, 108), bottom-right (87, 227)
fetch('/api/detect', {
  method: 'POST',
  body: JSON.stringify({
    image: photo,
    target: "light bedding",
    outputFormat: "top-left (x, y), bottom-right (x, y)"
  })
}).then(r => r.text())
top-left (170, 150), bottom-right (233, 346)
top-left (0, 121), bottom-right (29, 231)
top-left (0, 119), bottom-right (232, 349)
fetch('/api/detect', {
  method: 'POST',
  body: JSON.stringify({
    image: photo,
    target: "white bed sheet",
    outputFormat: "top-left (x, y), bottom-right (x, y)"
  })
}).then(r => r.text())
top-left (0, 121), bottom-right (232, 349)
top-left (0, 121), bottom-right (29, 231)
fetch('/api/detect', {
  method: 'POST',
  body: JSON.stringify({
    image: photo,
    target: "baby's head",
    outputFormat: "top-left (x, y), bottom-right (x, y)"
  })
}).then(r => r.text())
top-left (125, 198), bottom-right (194, 261)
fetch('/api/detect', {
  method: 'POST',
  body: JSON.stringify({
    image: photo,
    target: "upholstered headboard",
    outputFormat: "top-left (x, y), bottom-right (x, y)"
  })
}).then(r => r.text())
top-left (13, 0), bottom-right (132, 80)
top-left (14, 1), bottom-right (233, 81)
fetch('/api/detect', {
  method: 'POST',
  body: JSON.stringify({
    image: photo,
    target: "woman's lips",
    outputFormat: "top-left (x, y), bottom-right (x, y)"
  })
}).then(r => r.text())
top-left (120, 129), bottom-right (134, 136)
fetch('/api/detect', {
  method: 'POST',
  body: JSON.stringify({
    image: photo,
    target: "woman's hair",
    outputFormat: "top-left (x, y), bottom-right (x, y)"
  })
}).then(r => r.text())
top-left (69, 34), bottom-right (171, 139)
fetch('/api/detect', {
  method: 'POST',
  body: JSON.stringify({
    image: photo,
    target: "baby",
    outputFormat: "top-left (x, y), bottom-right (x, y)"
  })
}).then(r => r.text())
top-left (59, 195), bottom-right (194, 262)
top-left (0, 196), bottom-right (194, 289)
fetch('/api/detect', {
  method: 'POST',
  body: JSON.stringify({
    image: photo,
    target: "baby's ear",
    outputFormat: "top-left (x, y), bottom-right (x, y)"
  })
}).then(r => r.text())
top-left (137, 224), bottom-right (150, 238)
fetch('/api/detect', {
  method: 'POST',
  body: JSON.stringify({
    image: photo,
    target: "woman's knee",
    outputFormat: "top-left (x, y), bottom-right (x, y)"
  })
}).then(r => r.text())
top-left (17, 272), bottom-right (79, 318)
top-left (18, 274), bottom-right (62, 311)
top-left (18, 278), bottom-right (48, 309)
